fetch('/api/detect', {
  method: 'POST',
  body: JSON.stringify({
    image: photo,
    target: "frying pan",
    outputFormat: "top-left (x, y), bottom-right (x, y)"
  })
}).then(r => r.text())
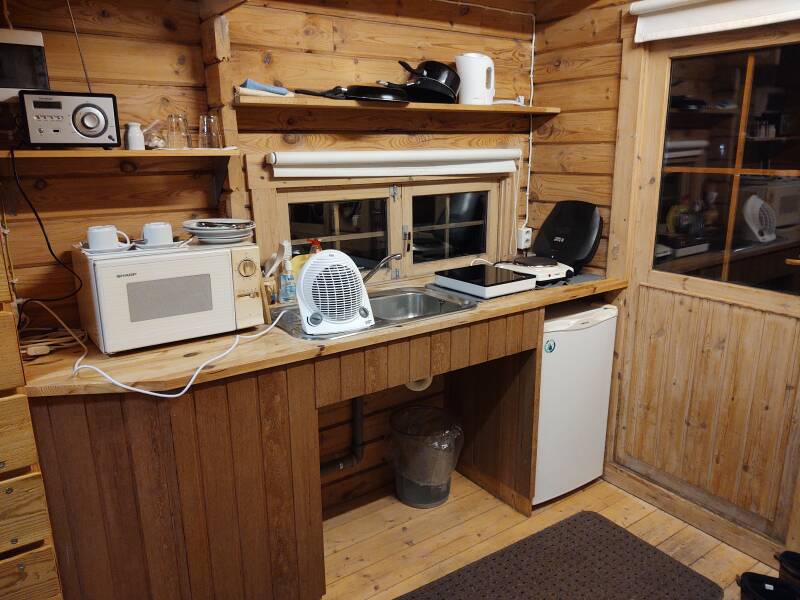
top-left (399, 60), bottom-right (460, 96)
top-left (295, 85), bottom-right (408, 103)
top-left (377, 79), bottom-right (456, 104)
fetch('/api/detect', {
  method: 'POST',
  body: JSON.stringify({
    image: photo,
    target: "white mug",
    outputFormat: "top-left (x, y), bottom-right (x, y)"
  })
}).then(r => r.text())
top-left (455, 53), bottom-right (495, 105)
top-left (87, 225), bottom-right (130, 250)
top-left (142, 221), bottom-right (173, 246)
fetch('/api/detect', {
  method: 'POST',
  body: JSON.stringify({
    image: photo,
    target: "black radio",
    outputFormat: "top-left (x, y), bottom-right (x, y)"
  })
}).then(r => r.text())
top-left (19, 90), bottom-right (120, 148)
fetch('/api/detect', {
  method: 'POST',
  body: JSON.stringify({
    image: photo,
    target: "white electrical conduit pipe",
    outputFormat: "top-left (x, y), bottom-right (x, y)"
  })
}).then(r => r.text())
top-left (266, 149), bottom-right (522, 178)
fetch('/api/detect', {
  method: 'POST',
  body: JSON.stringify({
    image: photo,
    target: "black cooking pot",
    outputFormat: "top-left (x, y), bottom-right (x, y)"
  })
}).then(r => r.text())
top-left (399, 60), bottom-right (460, 97)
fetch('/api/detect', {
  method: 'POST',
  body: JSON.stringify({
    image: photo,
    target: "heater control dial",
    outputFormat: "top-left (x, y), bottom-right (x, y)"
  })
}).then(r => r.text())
top-left (237, 258), bottom-right (258, 277)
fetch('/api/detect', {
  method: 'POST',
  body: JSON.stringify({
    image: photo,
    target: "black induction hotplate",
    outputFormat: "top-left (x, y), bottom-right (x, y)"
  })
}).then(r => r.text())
top-left (433, 265), bottom-right (537, 299)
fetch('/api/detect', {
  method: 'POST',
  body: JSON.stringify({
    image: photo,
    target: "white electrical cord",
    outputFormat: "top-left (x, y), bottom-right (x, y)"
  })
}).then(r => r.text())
top-left (26, 300), bottom-right (287, 398)
top-left (512, 15), bottom-right (536, 254)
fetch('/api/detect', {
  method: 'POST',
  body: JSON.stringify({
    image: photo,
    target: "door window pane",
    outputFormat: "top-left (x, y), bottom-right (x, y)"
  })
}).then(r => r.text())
top-left (730, 176), bottom-right (800, 294)
top-left (666, 53), bottom-right (747, 169)
top-left (654, 173), bottom-right (733, 280)
top-left (289, 198), bottom-right (388, 269)
top-left (742, 46), bottom-right (800, 170)
top-left (653, 44), bottom-right (800, 296)
top-left (412, 191), bottom-right (487, 263)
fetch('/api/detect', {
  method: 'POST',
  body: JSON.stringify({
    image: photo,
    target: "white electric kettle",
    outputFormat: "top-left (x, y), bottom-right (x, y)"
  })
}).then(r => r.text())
top-left (455, 53), bottom-right (495, 105)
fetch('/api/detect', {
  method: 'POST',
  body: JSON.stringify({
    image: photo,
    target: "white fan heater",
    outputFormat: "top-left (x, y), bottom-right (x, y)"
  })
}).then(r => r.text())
top-left (297, 250), bottom-right (374, 335)
top-left (742, 194), bottom-right (777, 243)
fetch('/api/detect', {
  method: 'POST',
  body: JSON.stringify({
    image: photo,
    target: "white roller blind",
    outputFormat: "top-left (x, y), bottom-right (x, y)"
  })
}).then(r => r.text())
top-left (630, 0), bottom-right (800, 43)
top-left (266, 149), bottom-right (521, 178)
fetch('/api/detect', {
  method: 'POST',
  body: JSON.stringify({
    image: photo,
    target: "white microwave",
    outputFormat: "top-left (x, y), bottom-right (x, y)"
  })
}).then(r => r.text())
top-left (765, 179), bottom-right (800, 228)
top-left (73, 244), bottom-right (264, 354)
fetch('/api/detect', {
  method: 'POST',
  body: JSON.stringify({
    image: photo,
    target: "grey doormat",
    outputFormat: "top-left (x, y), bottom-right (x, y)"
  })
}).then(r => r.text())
top-left (398, 511), bottom-right (723, 599)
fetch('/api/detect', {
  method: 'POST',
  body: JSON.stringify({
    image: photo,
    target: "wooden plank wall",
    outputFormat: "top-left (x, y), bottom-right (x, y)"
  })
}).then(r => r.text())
top-left (29, 367), bottom-right (326, 600)
top-left (531, 0), bottom-right (630, 274)
top-left (616, 285), bottom-right (800, 544)
top-left (1, 0), bottom-right (216, 326)
top-left (219, 0), bottom-right (538, 253)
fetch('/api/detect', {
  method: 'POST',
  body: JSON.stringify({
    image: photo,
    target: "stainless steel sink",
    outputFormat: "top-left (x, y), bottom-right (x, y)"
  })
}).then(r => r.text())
top-left (370, 289), bottom-right (469, 321)
top-left (272, 287), bottom-right (477, 340)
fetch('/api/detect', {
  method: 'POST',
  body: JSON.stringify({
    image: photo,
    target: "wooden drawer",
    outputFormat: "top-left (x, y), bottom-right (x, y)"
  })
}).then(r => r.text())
top-left (0, 473), bottom-right (50, 553)
top-left (0, 395), bottom-right (38, 477)
top-left (0, 312), bottom-right (24, 391)
top-left (0, 544), bottom-right (60, 600)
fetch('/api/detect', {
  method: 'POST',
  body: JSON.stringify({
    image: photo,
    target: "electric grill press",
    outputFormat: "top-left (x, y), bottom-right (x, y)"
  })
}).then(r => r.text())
top-left (497, 200), bottom-right (603, 285)
top-left (434, 201), bottom-right (603, 298)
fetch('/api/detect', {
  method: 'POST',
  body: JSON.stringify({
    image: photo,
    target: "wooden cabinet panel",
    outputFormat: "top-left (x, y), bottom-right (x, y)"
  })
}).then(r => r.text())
top-left (0, 394), bottom-right (37, 476)
top-left (0, 312), bottom-right (24, 391)
top-left (0, 544), bottom-right (60, 600)
top-left (619, 286), bottom-right (800, 540)
top-left (0, 473), bottom-right (50, 553)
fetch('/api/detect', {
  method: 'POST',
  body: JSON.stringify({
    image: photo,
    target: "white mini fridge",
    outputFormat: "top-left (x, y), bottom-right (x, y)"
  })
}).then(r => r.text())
top-left (533, 303), bottom-right (618, 505)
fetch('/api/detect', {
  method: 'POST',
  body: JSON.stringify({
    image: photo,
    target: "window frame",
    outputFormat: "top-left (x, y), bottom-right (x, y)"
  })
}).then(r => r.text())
top-left (400, 180), bottom-right (501, 277)
top-left (279, 185), bottom-right (401, 284)
top-left (270, 176), bottom-right (509, 283)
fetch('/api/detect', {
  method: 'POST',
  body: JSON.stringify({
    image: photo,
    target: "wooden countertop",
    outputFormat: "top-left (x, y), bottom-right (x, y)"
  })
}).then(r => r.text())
top-left (23, 277), bottom-right (626, 397)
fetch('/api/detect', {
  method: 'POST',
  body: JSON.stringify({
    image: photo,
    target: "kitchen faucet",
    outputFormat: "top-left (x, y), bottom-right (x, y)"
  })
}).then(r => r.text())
top-left (362, 253), bottom-right (402, 283)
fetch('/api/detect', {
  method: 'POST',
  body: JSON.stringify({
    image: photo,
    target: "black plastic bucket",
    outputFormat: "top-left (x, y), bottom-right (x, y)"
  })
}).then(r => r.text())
top-left (390, 405), bottom-right (463, 508)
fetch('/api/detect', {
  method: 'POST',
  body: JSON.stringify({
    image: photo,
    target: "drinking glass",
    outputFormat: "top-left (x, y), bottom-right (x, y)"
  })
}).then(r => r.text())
top-left (166, 113), bottom-right (191, 149)
top-left (198, 114), bottom-right (222, 148)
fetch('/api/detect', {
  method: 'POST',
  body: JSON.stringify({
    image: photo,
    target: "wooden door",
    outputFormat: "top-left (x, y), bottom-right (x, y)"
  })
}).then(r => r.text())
top-left (613, 24), bottom-right (800, 552)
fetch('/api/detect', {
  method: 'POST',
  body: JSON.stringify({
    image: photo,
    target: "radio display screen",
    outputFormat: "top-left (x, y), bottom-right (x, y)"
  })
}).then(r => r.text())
top-left (33, 100), bottom-right (61, 109)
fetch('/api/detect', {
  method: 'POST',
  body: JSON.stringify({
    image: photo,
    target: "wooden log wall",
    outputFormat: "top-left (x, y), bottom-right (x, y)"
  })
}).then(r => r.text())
top-left (531, 0), bottom-right (631, 275)
top-left (1, 0), bottom-right (217, 326)
top-left (212, 0), bottom-right (539, 242)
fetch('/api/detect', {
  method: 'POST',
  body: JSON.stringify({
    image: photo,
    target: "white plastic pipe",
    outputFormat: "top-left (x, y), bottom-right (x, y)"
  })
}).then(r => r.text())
top-left (266, 148), bottom-right (522, 178)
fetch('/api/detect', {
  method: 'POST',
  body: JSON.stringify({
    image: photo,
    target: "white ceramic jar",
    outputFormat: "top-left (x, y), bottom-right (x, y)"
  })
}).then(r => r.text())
top-left (125, 122), bottom-right (145, 150)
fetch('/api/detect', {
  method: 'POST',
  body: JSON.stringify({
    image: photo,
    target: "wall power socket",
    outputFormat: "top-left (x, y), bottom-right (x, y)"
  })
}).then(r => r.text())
top-left (516, 226), bottom-right (532, 250)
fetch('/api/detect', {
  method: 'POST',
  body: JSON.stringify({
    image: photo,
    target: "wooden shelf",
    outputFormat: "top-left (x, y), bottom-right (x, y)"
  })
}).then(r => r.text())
top-left (1, 148), bottom-right (239, 159)
top-left (233, 95), bottom-right (561, 116)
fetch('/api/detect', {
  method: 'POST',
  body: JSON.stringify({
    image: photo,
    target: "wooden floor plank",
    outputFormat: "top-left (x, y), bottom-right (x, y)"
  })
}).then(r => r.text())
top-left (324, 478), bottom-right (763, 600)
top-left (326, 488), bottom-right (500, 581)
top-left (656, 525), bottom-right (721, 566)
top-left (691, 543), bottom-right (759, 589)
top-left (597, 493), bottom-right (656, 528)
top-left (324, 475), bottom-right (481, 557)
top-left (625, 509), bottom-right (687, 546)
top-left (327, 504), bottom-right (526, 599)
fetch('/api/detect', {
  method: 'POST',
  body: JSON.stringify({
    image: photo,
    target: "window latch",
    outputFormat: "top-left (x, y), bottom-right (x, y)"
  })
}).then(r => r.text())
top-left (390, 184), bottom-right (399, 202)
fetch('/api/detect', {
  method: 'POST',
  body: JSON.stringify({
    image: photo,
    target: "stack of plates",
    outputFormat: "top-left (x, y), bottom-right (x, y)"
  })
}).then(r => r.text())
top-left (183, 219), bottom-right (256, 244)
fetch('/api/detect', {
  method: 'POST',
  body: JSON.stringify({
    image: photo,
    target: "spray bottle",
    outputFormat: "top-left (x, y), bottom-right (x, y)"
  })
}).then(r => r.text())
top-left (278, 240), bottom-right (297, 303)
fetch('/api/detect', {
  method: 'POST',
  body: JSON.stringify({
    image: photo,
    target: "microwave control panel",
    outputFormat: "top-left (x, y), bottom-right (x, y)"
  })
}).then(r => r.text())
top-left (230, 246), bottom-right (265, 329)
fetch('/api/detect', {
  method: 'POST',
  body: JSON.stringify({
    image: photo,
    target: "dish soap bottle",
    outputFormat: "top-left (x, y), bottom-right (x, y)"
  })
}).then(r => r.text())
top-left (278, 240), bottom-right (297, 303)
